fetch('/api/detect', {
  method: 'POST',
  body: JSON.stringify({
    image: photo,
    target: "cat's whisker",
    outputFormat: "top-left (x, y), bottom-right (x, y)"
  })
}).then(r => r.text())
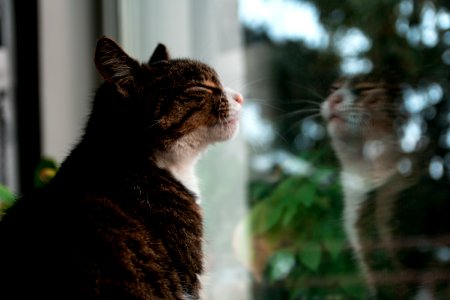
top-left (280, 99), bottom-right (322, 106)
top-left (303, 112), bottom-right (324, 121)
top-left (340, 109), bottom-right (372, 116)
top-left (219, 114), bottom-right (225, 131)
top-left (287, 81), bottom-right (325, 100)
top-left (148, 120), bottom-right (162, 128)
top-left (249, 131), bottom-right (289, 151)
top-left (282, 112), bottom-right (323, 135)
top-left (247, 98), bottom-right (286, 112)
top-left (279, 108), bottom-right (321, 117)
top-left (287, 108), bottom-right (322, 113)
top-left (282, 121), bottom-right (304, 135)
top-left (271, 128), bottom-right (290, 146)
top-left (236, 77), bottom-right (269, 92)
top-left (272, 109), bottom-right (321, 123)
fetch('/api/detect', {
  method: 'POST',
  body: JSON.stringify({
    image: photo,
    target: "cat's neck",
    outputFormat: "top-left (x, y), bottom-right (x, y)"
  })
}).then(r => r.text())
top-left (154, 151), bottom-right (201, 199)
top-left (331, 133), bottom-right (404, 187)
top-left (153, 132), bottom-right (208, 200)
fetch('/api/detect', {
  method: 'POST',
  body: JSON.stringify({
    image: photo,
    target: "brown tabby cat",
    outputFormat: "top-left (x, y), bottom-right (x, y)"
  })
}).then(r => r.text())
top-left (0, 37), bottom-right (243, 300)
top-left (321, 74), bottom-right (450, 299)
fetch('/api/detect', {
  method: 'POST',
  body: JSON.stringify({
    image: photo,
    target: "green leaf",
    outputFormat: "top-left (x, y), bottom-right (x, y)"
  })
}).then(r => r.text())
top-left (264, 205), bottom-right (284, 232)
top-left (253, 176), bottom-right (309, 231)
top-left (0, 184), bottom-right (15, 204)
top-left (323, 238), bottom-right (345, 261)
top-left (299, 242), bottom-right (322, 271)
top-left (295, 184), bottom-right (316, 207)
top-left (250, 181), bottom-right (273, 201)
top-left (342, 284), bottom-right (367, 299)
top-left (282, 203), bottom-right (298, 226)
top-left (271, 177), bottom-right (300, 203)
top-left (315, 196), bottom-right (332, 210)
top-left (288, 289), bottom-right (305, 300)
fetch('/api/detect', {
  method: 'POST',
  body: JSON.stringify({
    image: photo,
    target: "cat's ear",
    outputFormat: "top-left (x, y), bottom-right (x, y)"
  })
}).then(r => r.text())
top-left (148, 43), bottom-right (170, 64)
top-left (94, 37), bottom-right (140, 96)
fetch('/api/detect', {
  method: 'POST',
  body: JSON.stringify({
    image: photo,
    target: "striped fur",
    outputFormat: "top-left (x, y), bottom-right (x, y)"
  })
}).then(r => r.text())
top-left (0, 37), bottom-right (242, 300)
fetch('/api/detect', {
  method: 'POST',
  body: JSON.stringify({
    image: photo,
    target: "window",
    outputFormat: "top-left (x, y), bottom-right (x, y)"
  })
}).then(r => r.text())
top-left (239, 0), bottom-right (450, 299)
top-left (115, 0), bottom-right (450, 298)
top-left (2, 0), bottom-right (448, 299)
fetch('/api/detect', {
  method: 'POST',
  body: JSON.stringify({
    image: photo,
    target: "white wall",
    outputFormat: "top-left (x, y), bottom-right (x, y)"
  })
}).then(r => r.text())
top-left (119, 0), bottom-right (192, 61)
top-left (39, 0), bottom-right (98, 163)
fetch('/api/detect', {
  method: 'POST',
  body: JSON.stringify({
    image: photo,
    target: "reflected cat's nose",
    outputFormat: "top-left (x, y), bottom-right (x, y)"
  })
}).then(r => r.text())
top-left (328, 94), bottom-right (343, 110)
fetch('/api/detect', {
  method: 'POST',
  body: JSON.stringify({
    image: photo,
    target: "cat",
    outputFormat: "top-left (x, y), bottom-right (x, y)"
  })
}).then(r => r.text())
top-left (0, 37), bottom-right (243, 300)
top-left (321, 74), bottom-right (450, 299)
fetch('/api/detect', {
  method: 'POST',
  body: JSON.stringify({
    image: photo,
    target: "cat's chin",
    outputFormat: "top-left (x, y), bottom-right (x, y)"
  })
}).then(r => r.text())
top-left (209, 118), bottom-right (240, 141)
top-left (326, 118), bottom-right (344, 134)
top-left (327, 120), bottom-right (362, 140)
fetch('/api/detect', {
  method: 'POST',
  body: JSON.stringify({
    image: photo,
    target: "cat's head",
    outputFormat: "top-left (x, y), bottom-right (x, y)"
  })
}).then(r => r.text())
top-left (320, 75), bottom-right (402, 142)
top-left (93, 37), bottom-right (243, 155)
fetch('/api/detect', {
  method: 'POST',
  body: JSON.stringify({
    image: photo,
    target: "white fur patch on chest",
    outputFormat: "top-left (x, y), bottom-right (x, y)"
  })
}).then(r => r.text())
top-left (154, 131), bottom-right (207, 204)
top-left (341, 172), bottom-right (371, 246)
top-left (155, 153), bottom-right (201, 201)
top-left (341, 171), bottom-right (378, 291)
top-left (170, 162), bottom-right (201, 199)
top-left (341, 170), bottom-right (392, 257)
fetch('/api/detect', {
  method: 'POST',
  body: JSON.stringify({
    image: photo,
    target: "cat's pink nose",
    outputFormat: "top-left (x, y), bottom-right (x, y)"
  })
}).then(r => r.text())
top-left (234, 93), bottom-right (244, 105)
top-left (328, 94), bottom-right (342, 110)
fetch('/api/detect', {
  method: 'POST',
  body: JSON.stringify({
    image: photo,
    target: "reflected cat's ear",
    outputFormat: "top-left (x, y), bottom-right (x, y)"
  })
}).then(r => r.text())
top-left (94, 37), bottom-right (140, 96)
top-left (148, 43), bottom-right (170, 64)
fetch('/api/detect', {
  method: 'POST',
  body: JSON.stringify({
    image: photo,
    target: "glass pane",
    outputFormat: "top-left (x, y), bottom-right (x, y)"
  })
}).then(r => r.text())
top-left (239, 0), bottom-right (450, 299)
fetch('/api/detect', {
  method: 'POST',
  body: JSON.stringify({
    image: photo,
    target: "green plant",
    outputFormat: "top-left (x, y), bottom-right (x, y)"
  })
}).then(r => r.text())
top-left (0, 157), bottom-right (58, 217)
top-left (0, 184), bottom-right (15, 217)
top-left (0, 184), bottom-right (14, 204)
top-left (240, 153), bottom-right (365, 299)
top-left (34, 157), bottom-right (59, 188)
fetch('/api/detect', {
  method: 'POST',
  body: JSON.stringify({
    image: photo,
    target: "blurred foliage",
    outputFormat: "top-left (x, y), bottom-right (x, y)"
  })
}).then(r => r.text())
top-left (0, 157), bottom-right (58, 217)
top-left (239, 151), bottom-right (365, 299)
top-left (0, 184), bottom-right (15, 217)
top-left (34, 157), bottom-right (58, 188)
top-left (242, 0), bottom-right (450, 299)
top-left (312, 0), bottom-right (450, 85)
top-left (244, 0), bottom-right (450, 154)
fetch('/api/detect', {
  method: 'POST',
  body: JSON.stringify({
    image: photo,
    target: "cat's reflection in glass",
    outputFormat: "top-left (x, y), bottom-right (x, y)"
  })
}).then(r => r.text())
top-left (321, 72), bottom-right (450, 299)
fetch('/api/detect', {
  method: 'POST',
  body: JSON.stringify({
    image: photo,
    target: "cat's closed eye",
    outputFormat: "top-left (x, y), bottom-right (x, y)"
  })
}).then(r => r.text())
top-left (330, 85), bottom-right (340, 93)
top-left (184, 86), bottom-right (215, 94)
top-left (187, 83), bottom-right (224, 95)
top-left (351, 84), bottom-right (377, 96)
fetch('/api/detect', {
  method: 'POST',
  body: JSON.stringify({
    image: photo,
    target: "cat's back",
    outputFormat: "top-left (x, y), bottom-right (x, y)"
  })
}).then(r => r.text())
top-left (0, 183), bottom-right (80, 298)
top-left (0, 167), bottom-right (201, 300)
